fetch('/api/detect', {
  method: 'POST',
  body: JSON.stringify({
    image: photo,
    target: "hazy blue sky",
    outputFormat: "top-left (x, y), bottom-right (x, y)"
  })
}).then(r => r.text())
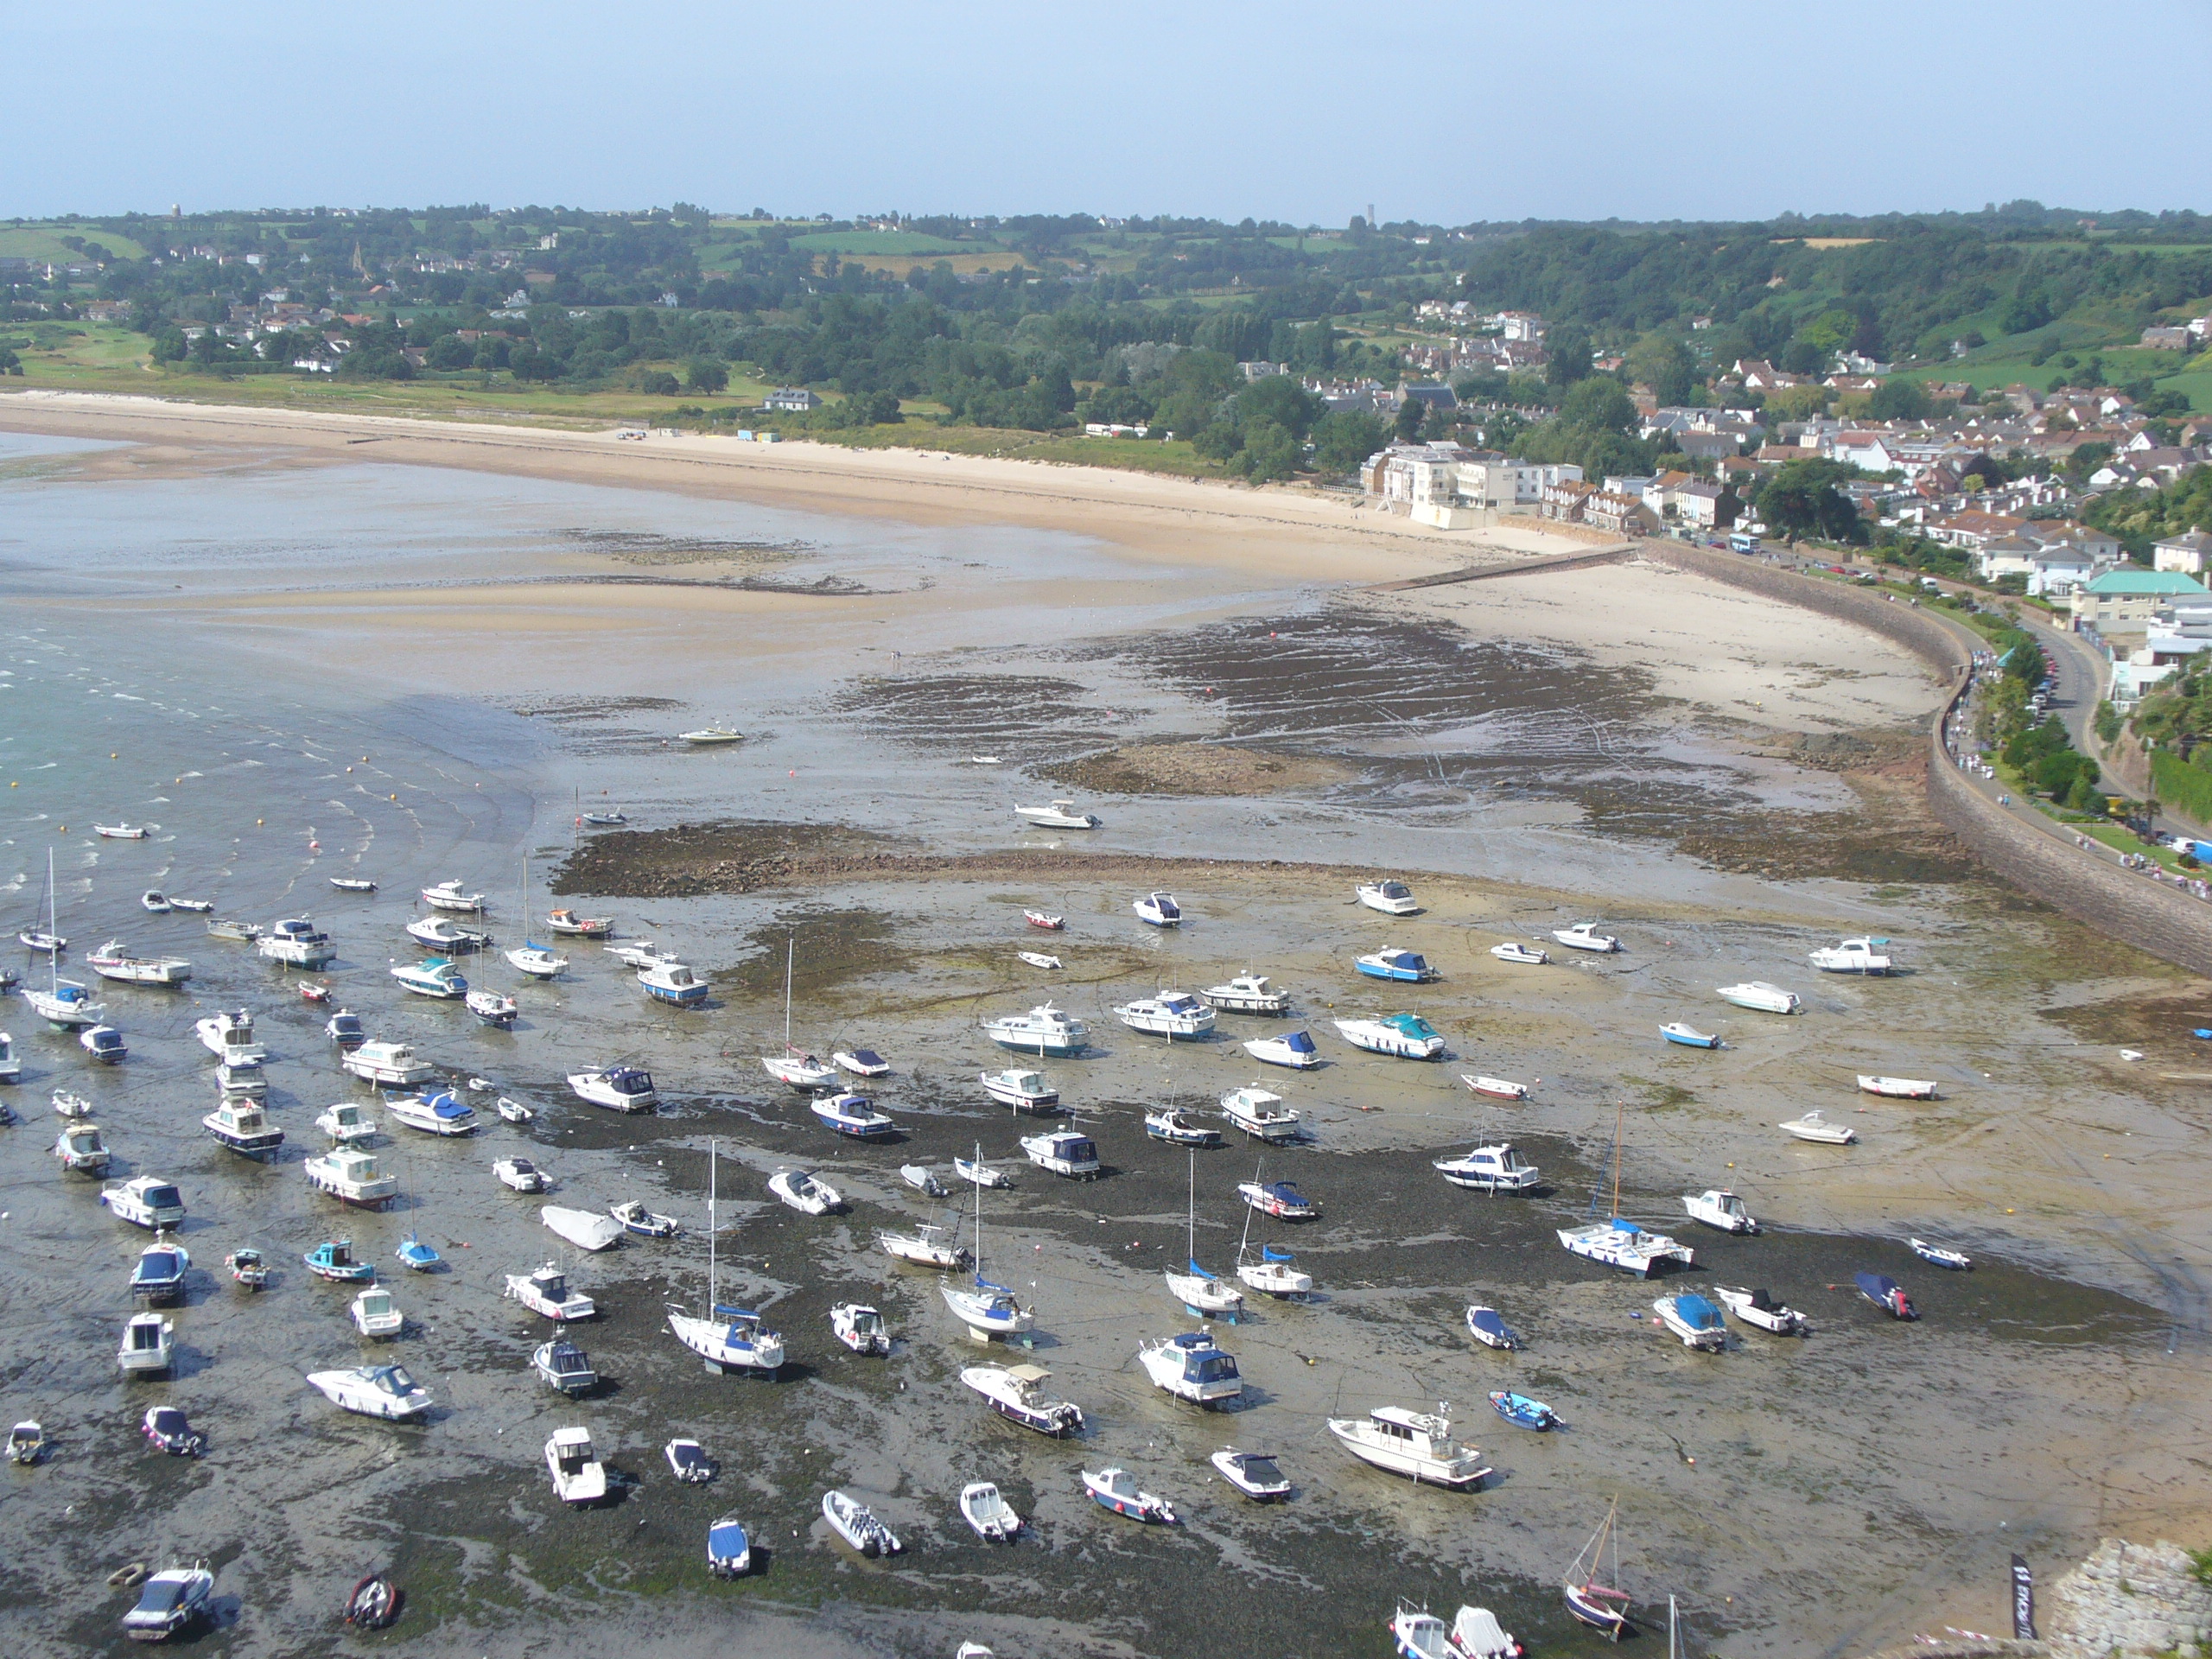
top-left (10, 1), bottom-right (2209, 223)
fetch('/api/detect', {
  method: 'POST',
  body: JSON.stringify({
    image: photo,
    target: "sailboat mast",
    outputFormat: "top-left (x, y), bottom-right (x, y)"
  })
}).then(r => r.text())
top-left (707, 1137), bottom-right (717, 1306)
top-left (1611, 1103), bottom-right (1624, 1218)
top-left (974, 1141), bottom-right (985, 1280)
top-left (1187, 1150), bottom-right (1196, 1263)
top-left (783, 934), bottom-right (794, 1049)
top-left (48, 849), bottom-right (58, 995)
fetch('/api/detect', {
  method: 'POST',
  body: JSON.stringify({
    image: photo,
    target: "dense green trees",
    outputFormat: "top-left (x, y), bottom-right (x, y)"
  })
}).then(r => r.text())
top-left (1757, 458), bottom-right (1866, 543)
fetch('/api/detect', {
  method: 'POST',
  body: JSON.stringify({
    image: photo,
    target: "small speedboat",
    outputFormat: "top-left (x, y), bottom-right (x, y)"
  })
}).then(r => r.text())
top-left (328, 876), bottom-right (378, 893)
top-left (665, 1438), bottom-right (715, 1483)
top-left (407, 915), bottom-right (490, 951)
top-left (1221, 1085), bottom-right (1300, 1142)
top-left (811, 1091), bottom-right (898, 1138)
top-left (494, 1156), bottom-right (548, 1192)
top-left (769, 1168), bottom-right (843, 1215)
top-left (419, 880), bottom-right (486, 912)
top-left (344, 1576), bottom-right (402, 1630)
top-left (1681, 1189), bottom-right (1758, 1234)
top-left (611, 1200), bottom-right (680, 1238)
top-left (582, 810), bottom-right (627, 826)
top-left (1083, 1465), bottom-right (1177, 1523)
top-left (567, 1065), bottom-right (657, 1112)
top-left (1014, 800), bottom-right (1098, 830)
top-left (385, 1090), bottom-right (479, 1137)
top-left (130, 1238), bottom-right (191, 1305)
top-left (961, 1362), bottom-right (1082, 1435)
top-left (1201, 971), bottom-right (1292, 1014)
top-left (121, 1562), bottom-right (214, 1643)
top-left (1660, 1022), bottom-right (1720, 1049)
top-left (351, 1286), bottom-right (404, 1338)
top-left (1461, 1074), bottom-right (1529, 1101)
top-left (1490, 941), bottom-right (1549, 965)
top-left (299, 981), bottom-right (331, 1004)
top-left (1465, 1305), bottom-right (1521, 1350)
top-left (325, 1008), bottom-right (366, 1048)
top-left (226, 1249), bottom-right (270, 1289)
top-left (832, 1302), bottom-right (892, 1356)
top-left (1859, 1075), bottom-right (1937, 1099)
top-left (1334, 1013), bottom-right (1445, 1059)
top-left (1238, 1177), bottom-right (1318, 1219)
top-left (1716, 981), bottom-right (1801, 1014)
top-left (1552, 921), bottom-right (1620, 953)
top-left (958, 1480), bottom-right (1020, 1541)
top-left (1779, 1111), bottom-right (1855, 1145)
top-left (1243, 1028), bottom-right (1323, 1069)
top-left (1145, 1109), bottom-right (1222, 1147)
top-left (679, 727), bottom-right (746, 746)
top-left (823, 1489), bottom-right (901, 1555)
top-left (1652, 1290), bottom-right (1728, 1349)
top-left (79, 1024), bottom-right (127, 1063)
top-left (1356, 947), bottom-right (1438, 983)
top-left (1809, 936), bottom-right (1891, 974)
top-left (981, 1068), bottom-right (1059, 1111)
top-left (391, 957), bottom-right (468, 999)
top-left (1356, 879), bottom-right (1420, 915)
top-left (879, 1223), bottom-right (969, 1269)
top-left (54, 1119), bottom-right (111, 1174)
top-left (1132, 892), bottom-right (1182, 927)
top-left (1910, 1237), bottom-right (1973, 1270)
top-left (303, 1237), bottom-right (374, 1281)
top-left (1211, 1447), bottom-right (1291, 1501)
top-left (1023, 910), bottom-right (1064, 930)
top-left (834, 1047), bottom-right (890, 1077)
top-left (542, 1205), bottom-right (623, 1252)
top-left (1855, 1271), bottom-right (1917, 1320)
top-left (543, 909), bottom-right (613, 937)
top-left (706, 1515), bottom-right (751, 1577)
top-left (1016, 950), bottom-right (1063, 970)
top-left (94, 822), bottom-right (149, 840)
top-left (546, 1427), bottom-right (608, 1505)
top-left (954, 1155), bottom-right (1012, 1188)
top-left (496, 1096), bottom-right (535, 1123)
top-left (900, 1163), bottom-right (948, 1198)
top-left (533, 1338), bottom-right (597, 1395)
top-left (1713, 1284), bottom-right (1803, 1334)
top-left (1433, 1144), bottom-right (1539, 1192)
top-left (101, 1174), bottom-right (186, 1230)
top-left (308, 1363), bottom-right (432, 1420)
top-left (1489, 1389), bottom-right (1560, 1431)
top-left (7, 1420), bottom-right (45, 1465)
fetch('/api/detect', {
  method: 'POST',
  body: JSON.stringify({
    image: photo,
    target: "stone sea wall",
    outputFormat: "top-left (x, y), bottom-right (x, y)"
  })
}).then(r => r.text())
top-left (2046, 1538), bottom-right (2212, 1659)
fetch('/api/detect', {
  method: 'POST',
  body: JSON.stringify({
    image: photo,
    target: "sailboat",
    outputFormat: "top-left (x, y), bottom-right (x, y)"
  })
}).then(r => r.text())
top-left (505, 858), bottom-right (569, 981)
top-left (1563, 1498), bottom-right (1634, 1639)
top-left (1233, 1169), bottom-right (1313, 1299)
top-left (942, 1143), bottom-right (1034, 1341)
top-left (23, 852), bottom-right (104, 1029)
top-left (1556, 1106), bottom-right (1695, 1277)
top-left (760, 934), bottom-right (836, 1089)
top-left (1163, 1150), bottom-right (1243, 1319)
top-left (665, 1140), bottom-right (785, 1374)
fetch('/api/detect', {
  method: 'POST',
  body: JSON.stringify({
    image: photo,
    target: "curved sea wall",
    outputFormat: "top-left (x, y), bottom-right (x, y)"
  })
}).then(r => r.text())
top-left (1661, 545), bottom-right (2212, 978)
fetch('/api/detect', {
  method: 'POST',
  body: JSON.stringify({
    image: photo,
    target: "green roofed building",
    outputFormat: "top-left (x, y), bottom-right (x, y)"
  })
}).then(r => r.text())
top-left (2071, 568), bottom-right (2209, 630)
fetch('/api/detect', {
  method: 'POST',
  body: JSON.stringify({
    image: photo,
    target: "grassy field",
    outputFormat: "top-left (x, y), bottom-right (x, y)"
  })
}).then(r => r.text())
top-left (0, 224), bottom-right (152, 261)
top-left (787, 230), bottom-right (969, 256)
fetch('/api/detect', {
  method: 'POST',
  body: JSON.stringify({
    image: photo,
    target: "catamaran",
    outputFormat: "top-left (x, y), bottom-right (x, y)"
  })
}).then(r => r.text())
top-left (1557, 1106), bottom-right (1697, 1276)
top-left (666, 1140), bottom-right (785, 1374)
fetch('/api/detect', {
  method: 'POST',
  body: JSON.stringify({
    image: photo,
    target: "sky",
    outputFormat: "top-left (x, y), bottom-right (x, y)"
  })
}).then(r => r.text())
top-left (9, 1), bottom-right (2210, 226)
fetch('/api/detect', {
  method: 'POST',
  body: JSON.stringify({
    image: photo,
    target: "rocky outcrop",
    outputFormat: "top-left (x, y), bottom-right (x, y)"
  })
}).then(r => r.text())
top-left (2048, 1539), bottom-right (2212, 1659)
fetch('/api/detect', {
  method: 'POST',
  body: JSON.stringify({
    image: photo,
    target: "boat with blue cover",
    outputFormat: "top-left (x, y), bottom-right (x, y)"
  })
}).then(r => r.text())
top-left (386, 1090), bottom-right (479, 1136)
top-left (1238, 1176), bottom-right (1319, 1220)
top-left (810, 1091), bottom-right (898, 1138)
top-left (395, 1232), bottom-right (442, 1271)
top-left (1652, 1291), bottom-right (1727, 1349)
top-left (1356, 947), bottom-right (1438, 983)
top-left (944, 1161), bottom-right (1035, 1338)
top-left (1488, 1389), bottom-right (1560, 1431)
top-left (1334, 1013), bottom-right (1446, 1059)
top-left (130, 1238), bottom-right (190, 1305)
top-left (390, 957), bottom-right (468, 999)
top-left (1465, 1304), bottom-right (1521, 1350)
top-left (1243, 1027), bottom-right (1323, 1068)
top-left (707, 1515), bottom-right (751, 1577)
top-left (1855, 1271), bottom-right (1917, 1319)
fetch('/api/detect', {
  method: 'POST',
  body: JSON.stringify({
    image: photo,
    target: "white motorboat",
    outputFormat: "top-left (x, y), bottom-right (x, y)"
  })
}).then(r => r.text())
top-left (981, 1003), bottom-right (1089, 1057)
top-left (831, 1302), bottom-right (892, 1356)
top-left (54, 1120), bottom-right (111, 1175)
top-left (1211, 1447), bottom-right (1291, 1501)
top-left (567, 1065), bottom-right (658, 1112)
top-left (324, 1007), bottom-right (366, 1048)
top-left (1015, 950), bottom-right (1062, 970)
top-left (0, 1030), bottom-right (15, 1084)
top-left (666, 1438), bottom-right (715, 1483)
top-left (419, 880), bottom-right (486, 912)
top-left (1334, 1013), bottom-right (1446, 1058)
top-left (129, 1237), bottom-right (190, 1305)
top-left (1084, 1465), bottom-right (1178, 1524)
top-left (1490, 941), bottom-right (1549, 965)
top-left (213, 1060), bottom-right (265, 1096)
top-left (495, 1156), bottom-right (548, 1192)
top-left (810, 1090), bottom-right (897, 1137)
top-left (505, 1261), bottom-right (595, 1321)
top-left (1200, 971), bottom-right (1292, 1014)
top-left (955, 1154), bottom-right (1013, 1187)
top-left (1558, 1216), bottom-right (1696, 1276)
top-left (1239, 1174), bottom-right (1319, 1219)
top-left (1020, 1128), bottom-right (1099, 1179)
top-left (1146, 1109), bottom-right (1221, 1147)
top-left (705, 1512), bottom-right (751, 1576)
top-left (201, 1097), bottom-right (283, 1158)
top-left (1859, 1074), bottom-right (1937, 1099)
top-left (1434, 1143), bottom-right (1540, 1192)
top-left (879, 1223), bottom-right (969, 1269)
top-left (1394, 1605), bottom-right (1455, 1659)
top-left (768, 1168), bottom-right (843, 1215)
top-left (545, 1426), bottom-right (608, 1504)
top-left (1809, 936), bottom-right (1891, 974)
top-left (823, 1489), bottom-right (901, 1555)
top-left (834, 1047), bottom-right (891, 1077)
top-left (1552, 920), bottom-right (1620, 953)
top-left (102, 1174), bottom-right (187, 1230)
top-left (980, 1068), bottom-right (1058, 1110)
top-left (679, 727), bottom-right (746, 746)
top-left (958, 1480), bottom-right (1020, 1541)
top-left (1717, 980), bottom-right (1801, 1014)
top-left (385, 1090), bottom-right (480, 1136)
top-left (1910, 1236), bottom-right (1974, 1271)
top-left (543, 1205), bottom-right (623, 1251)
top-left (961, 1361), bottom-right (1082, 1435)
top-left (1327, 1407), bottom-right (1490, 1488)
top-left (1713, 1283), bottom-right (1804, 1334)
top-left (1139, 1331), bottom-right (1244, 1406)
top-left (328, 876), bottom-right (378, 893)
top-left (391, 957), bottom-right (468, 998)
top-left (639, 959), bottom-right (706, 1004)
top-left (5, 1421), bottom-right (42, 1466)
top-left (1450, 1606), bottom-right (1522, 1659)
top-left (1221, 1084), bottom-right (1300, 1141)
top-left (900, 1162), bottom-right (947, 1198)
top-left (1116, 990), bottom-right (1217, 1039)
top-left (79, 1023), bottom-right (127, 1063)
top-left (1652, 1290), bottom-right (1728, 1350)
top-left (535, 1338), bottom-right (598, 1395)
top-left (1681, 1189), bottom-right (1758, 1233)
top-left (407, 915), bottom-right (490, 951)
top-left (315, 1101), bottom-right (377, 1143)
top-left (1356, 878), bottom-right (1421, 915)
top-left (612, 1200), bottom-right (680, 1238)
top-left (1243, 1027), bottom-right (1322, 1069)
top-left (543, 908), bottom-right (613, 937)
top-left (1462, 1071), bottom-right (1531, 1101)
top-left (1659, 1022), bottom-right (1721, 1049)
top-left (52, 1085), bottom-right (93, 1118)
top-left (604, 938), bottom-right (678, 968)
top-left (345, 1040), bottom-right (435, 1086)
top-left (257, 918), bottom-right (335, 968)
top-left (351, 1287), bottom-right (405, 1339)
top-left (1779, 1110), bottom-right (1856, 1145)
top-left (666, 1141), bottom-right (785, 1373)
top-left (763, 1050), bottom-right (838, 1089)
top-left (1133, 891), bottom-right (1182, 927)
top-left (1164, 1149), bottom-right (1244, 1319)
top-left (304, 1147), bottom-right (399, 1206)
top-left (118, 1311), bottom-right (175, 1375)
top-left (1014, 800), bottom-right (1098, 829)
top-left (93, 822), bottom-right (149, 840)
top-left (496, 1096), bottom-right (536, 1123)
top-left (86, 941), bottom-right (193, 987)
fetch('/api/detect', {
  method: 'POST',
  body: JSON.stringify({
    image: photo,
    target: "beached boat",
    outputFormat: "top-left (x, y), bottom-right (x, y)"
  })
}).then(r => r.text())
top-left (1393, 1603), bottom-right (1456, 1659)
top-left (1434, 1143), bottom-right (1540, 1192)
top-left (206, 917), bottom-right (262, 944)
top-left (493, 1156), bottom-right (548, 1192)
top-left (1133, 891), bottom-right (1182, 927)
top-left (345, 1577), bottom-right (402, 1633)
top-left (880, 1222), bottom-right (969, 1269)
top-left (419, 880), bottom-right (486, 912)
top-left (764, 1049), bottom-right (837, 1089)
top-left (213, 1058), bottom-right (264, 1096)
top-left (706, 1516), bottom-right (751, 1577)
top-left (1713, 1284), bottom-right (1803, 1334)
top-left (202, 1097), bottom-right (283, 1158)
top-left (831, 1301), bottom-right (892, 1356)
top-left (1491, 941), bottom-right (1549, 965)
top-left (1244, 1028), bottom-right (1323, 1069)
top-left (1139, 1330), bottom-right (1244, 1406)
top-left (1221, 1084), bottom-right (1300, 1141)
top-left (958, 1480), bottom-right (1020, 1541)
top-left (943, 1165), bottom-right (1033, 1338)
top-left (961, 1361), bottom-right (1081, 1435)
top-left (1808, 936), bottom-right (1891, 974)
top-left (823, 1489), bottom-right (901, 1554)
top-left (315, 1101), bottom-right (376, 1143)
top-left (1779, 1110), bottom-right (1855, 1145)
top-left (545, 1427), bottom-right (608, 1505)
top-left (543, 1205), bottom-right (623, 1251)
top-left (0, 1030), bottom-right (14, 1084)
top-left (302, 1145), bottom-right (399, 1209)
top-left (308, 1362), bottom-right (432, 1421)
top-left (25, 976), bottom-right (104, 1030)
top-left (899, 1162), bottom-right (947, 1198)
top-left (1490, 1389), bottom-right (1560, 1431)
top-left (666, 1142), bottom-right (785, 1373)
top-left (1327, 1408), bottom-right (1489, 1488)
top-left (567, 1065), bottom-right (657, 1111)
top-left (102, 1175), bottom-right (187, 1230)
top-left (391, 957), bottom-right (468, 998)
top-left (639, 959), bottom-right (706, 1005)
top-left (1563, 1500), bottom-right (1634, 1639)
top-left (496, 1096), bottom-right (535, 1123)
top-left (328, 876), bottom-right (378, 893)
top-left (1239, 1175), bottom-right (1319, 1220)
top-left (54, 1120), bottom-right (111, 1175)
top-left (1559, 1216), bottom-right (1696, 1276)
top-left (982, 1002), bottom-right (1089, 1056)
top-left (834, 1047), bottom-right (891, 1077)
top-left (1200, 971), bottom-right (1292, 1014)
top-left (1014, 800), bottom-right (1098, 829)
top-left (1357, 947), bottom-right (1438, 983)
top-left (130, 1238), bottom-right (190, 1305)
top-left (386, 1090), bottom-right (479, 1136)
top-left (611, 1199), bottom-right (680, 1238)
top-left (533, 1338), bottom-right (596, 1395)
top-left (79, 1023), bottom-right (127, 1063)
top-left (810, 1090), bottom-right (898, 1138)
top-left (543, 908), bottom-right (613, 937)
top-left (1859, 1074), bottom-right (1937, 1099)
top-left (955, 1154), bottom-right (1012, 1187)
top-left (345, 1040), bottom-right (436, 1086)
top-left (118, 1311), bottom-right (175, 1376)
top-left (121, 1563), bottom-right (214, 1643)
top-left (1652, 1290), bottom-right (1728, 1349)
top-left (665, 1438), bottom-right (715, 1483)
top-left (1084, 1465), bottom-right (1177, 1523)
top-left (1334, 1013), bottom-right (1446, 1058)
top-left (1146, 1108), bottom-right (1222, 1147)
top-left (1552, 921), bottom-right (1621, 953)
top-left (769, 1167), bottom-right (844, 1215)
top-left (679, 727), bottom-right (746, 746)
top-left (1020, 1128), bottom-right (1099, 1179)
top-left (1211, 1447), bottom-right (1291, 1501)
top-left (7, 1420), bottom-right (44, 1465)
top-left (1681, 1189), bottom-right (1758, 1234)
top-left (1465, 1304), bottom-right (1522, 1350)
top-left (324, 1007), bottom-right (366, 1048)
top-left (407, 915), bottom-right (489, 951)
top-left (52, 1086), bottom-right (93, 1118)
top-left (395, 1233), bottom-right (441, 1272)
top-left (1855, 1271), bottom-right (1916, 1319)
top-left (1717, 981), bottom-right (1801, 1014)
top-left (1236, 1237), bottom-right (1313, 1298)
top-left (980, 1068), bottom-right (1058, 1111)
top-left (351, 1286), bottom-right (404, 1338)
top-left (1164, 1150), bottom-right (1243, 1319)
top-left (1015, 949), bottom-right (1062, 970)
top-left (505, 1261), bottom-right (594, 1320)
top-left (1357, 879), bottom-right (1421, 915)
top-left (257, 918), bottom-right (335, 968)
top-left (582, 810), bottom-right (626, 826)
top-left (604, 938), bottom-right (678, 969)
top-left (303, 1236), bottom-right (374, 1281)
top-left (87, 941), bottom-right (193, 987)
top-left (1910, 1237), bottom-right (1973, 1270)
top-left (1461, 1073), bottom-right (1529, 1100)
top-left (1023, 908), bottom-right (1064, 929)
